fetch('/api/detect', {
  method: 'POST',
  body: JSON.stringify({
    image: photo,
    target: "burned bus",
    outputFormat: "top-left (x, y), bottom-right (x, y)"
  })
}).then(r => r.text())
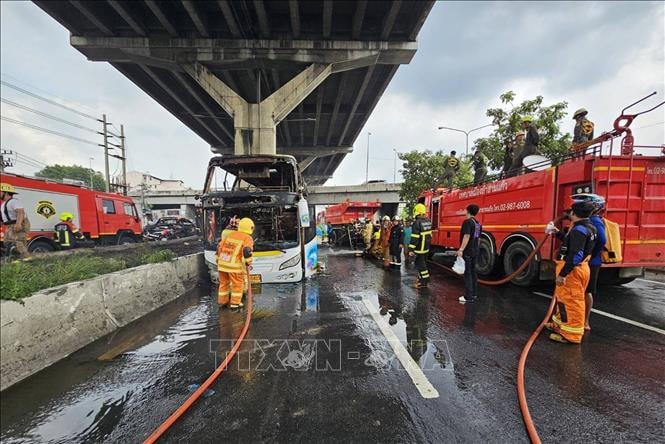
top-left (199, 155), bottom-right (317, 284)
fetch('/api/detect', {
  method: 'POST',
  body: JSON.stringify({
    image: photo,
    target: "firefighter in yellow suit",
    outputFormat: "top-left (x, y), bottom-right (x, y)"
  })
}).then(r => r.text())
top-left (546, 200), bottom-right (596, 343)
top-left (217, 217), bottom-right (254, 310)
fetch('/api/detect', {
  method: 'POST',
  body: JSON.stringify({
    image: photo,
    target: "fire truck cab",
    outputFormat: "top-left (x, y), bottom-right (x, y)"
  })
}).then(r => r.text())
top-left (419, 140), bottom-right (665, 287)
top-left (1, 173), bottom-right (143, 252)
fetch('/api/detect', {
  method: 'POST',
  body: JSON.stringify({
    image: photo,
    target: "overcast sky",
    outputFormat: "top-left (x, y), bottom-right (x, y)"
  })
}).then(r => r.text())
top-left (1, 1), bottom-right (663, 188)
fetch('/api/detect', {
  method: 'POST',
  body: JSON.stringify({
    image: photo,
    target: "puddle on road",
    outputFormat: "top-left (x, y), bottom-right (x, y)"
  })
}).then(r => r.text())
top-left (340, 291), bottom-right (454, 374)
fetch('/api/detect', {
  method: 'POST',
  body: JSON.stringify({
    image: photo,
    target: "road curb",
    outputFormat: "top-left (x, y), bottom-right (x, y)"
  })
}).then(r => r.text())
top-left (0, 253), bottom-right (204, 391)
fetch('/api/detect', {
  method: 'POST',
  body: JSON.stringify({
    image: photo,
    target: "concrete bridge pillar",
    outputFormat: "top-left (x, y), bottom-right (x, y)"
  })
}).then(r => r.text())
top-left (184, 62), bottom-right (332, 156)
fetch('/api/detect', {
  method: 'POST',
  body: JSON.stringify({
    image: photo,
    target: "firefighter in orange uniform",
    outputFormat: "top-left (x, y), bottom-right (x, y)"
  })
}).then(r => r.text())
top-left (217, 217), bottom-right (254, 310)
top-left (546, 200), bottom-right (596, 343)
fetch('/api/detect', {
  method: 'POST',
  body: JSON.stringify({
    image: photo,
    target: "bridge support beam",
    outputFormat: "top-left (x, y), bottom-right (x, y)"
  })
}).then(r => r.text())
top-left (183, 62), bottom-right (332, 156)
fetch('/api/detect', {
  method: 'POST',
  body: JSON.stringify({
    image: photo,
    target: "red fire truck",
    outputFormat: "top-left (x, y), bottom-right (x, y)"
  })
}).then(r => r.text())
top-left (324, 200), bottom-right (381, 247)
top-left (419, 102), bottom-right (665, 286)
top-left (1, 173), bottom-right (143, 252)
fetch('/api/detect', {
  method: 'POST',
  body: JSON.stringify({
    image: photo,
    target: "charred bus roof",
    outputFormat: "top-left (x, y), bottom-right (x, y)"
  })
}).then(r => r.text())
top-left (202, 155), bottom-right (302, 202)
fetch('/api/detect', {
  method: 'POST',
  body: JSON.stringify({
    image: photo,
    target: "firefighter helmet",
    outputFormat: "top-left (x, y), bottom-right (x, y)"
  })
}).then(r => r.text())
top-left (413, 203), bottom-right (427, 217)
top-left (382, 215), bottom-right (391, 221)
top-left (522, 115), bottom-right (533, 123)
top-left (393, 215), bottom-right (401, 221)
top-left (573, 108), bottom-right (588, 119)
top-left (0, 183), bottom-right (17, 194)
top-left (238, 217), bottom-right (255, 235)
top-left (59, 211), bottom-right (74, 221)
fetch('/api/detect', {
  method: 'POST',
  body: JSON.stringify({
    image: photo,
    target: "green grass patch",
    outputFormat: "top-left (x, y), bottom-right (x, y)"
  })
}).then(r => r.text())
top-left (0, 249), bottom-right (176, 301)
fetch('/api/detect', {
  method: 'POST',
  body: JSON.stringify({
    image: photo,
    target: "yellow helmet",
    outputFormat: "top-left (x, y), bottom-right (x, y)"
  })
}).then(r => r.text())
top-left (0, 183), bottom-right (17, 194)
top-left (238, 217), bottom-right (255, 235)
top-left (522, 115), bottom-right (533, 123)
top-left (413, 203), bottom-right (427, 217)
top-left (59, 211), bottom-right (74, 221)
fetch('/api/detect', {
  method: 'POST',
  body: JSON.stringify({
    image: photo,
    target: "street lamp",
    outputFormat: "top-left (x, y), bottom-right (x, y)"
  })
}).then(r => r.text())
top-left (365, 131), bottom-right (372, 184)
top-left (437, 123), bottom-right (493, 156)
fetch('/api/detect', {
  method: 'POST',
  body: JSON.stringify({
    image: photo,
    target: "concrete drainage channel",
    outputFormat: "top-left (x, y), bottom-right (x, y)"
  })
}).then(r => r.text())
top-left (0, 252), bottom-right (205, 391)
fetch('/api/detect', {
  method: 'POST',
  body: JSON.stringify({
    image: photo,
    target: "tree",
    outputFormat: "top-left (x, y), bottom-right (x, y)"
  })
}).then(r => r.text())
top-left (474, 91), bottom-right (572, 171)
top-left (398, 150), bottom-right (473, 209)
top-left (35, 164), bottom-right (107, 191)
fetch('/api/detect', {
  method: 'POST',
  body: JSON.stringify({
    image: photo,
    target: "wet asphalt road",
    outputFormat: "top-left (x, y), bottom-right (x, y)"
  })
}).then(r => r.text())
top-left (1, 249), bottom-right (664, 443)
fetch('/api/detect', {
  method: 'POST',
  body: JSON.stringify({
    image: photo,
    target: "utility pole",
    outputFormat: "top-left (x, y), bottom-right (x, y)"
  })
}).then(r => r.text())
top-left (89, 157), bottom-right (94, 189)
top-left (101, 114), bottom-right (110, 192)
top-left (119, 124), bottom-right (127, 195)
top-left (365, 131), bottom-right (372, 184)
top-left (1, 149), bottom-right (15, 172)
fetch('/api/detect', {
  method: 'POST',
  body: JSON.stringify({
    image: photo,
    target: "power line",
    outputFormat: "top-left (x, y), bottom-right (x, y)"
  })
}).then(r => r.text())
top-left (1, 98), bottom-right (100, 134)
top-left (0, 72), bottom-right (101, 116)
top-left (1, 115), bottom-right (101, 148)
top-left (0, 80), bottom-right (99, 121)
top-left (15, 152), bottom-right (48, 167)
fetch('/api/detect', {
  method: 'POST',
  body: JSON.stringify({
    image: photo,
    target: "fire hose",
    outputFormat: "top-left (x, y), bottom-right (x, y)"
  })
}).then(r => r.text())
top-left (143, 265), bottom-right (254, 444)
top-left (428, 233), bottom-right (553, 444)
top-left (145, 234), bottom-right (551, 443)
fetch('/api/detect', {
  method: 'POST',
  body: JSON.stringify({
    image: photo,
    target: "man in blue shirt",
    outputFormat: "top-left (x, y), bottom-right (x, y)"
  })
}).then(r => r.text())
top-left (572, 193), bottom-right (607, 331)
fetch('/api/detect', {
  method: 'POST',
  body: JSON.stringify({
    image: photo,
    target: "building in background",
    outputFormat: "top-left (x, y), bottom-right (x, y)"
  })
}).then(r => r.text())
top-left (126, 171), bottom-right (188, 193)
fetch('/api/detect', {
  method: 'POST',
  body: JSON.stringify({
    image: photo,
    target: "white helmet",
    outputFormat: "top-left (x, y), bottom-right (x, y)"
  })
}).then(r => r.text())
top-left (382, 215), bottom-right (391, 221)
top-left (393, 215), bottom-right (401, 221)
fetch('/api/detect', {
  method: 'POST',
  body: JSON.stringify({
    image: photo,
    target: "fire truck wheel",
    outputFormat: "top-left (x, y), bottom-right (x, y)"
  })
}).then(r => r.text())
top-left (502, 241), bottom-right (539, 287)
top-left (28, 239), bottom-right (55, 253)
top-left (476, 237), bottom-right (497, 277)
top-left (117, 233), bottom-right (136, 245)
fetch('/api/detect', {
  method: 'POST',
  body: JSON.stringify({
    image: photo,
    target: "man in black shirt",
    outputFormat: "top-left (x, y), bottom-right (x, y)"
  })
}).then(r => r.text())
top-left (408, 204), bottom-right (432, 289)
top-left (509, 116), bottom-right (540, 175)
top-left (457, 204), bottom-right (482, 303)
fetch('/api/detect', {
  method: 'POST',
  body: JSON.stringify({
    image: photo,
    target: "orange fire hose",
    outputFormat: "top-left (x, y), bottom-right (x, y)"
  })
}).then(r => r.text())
top-left (428, 233), bottom-right (553, 443)
top-left (143, 266), bottom-right (254, 443)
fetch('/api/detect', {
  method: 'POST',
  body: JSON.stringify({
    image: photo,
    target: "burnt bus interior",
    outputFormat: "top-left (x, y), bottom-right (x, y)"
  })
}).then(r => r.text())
top-left (200, 156), bottom-right (313, 252)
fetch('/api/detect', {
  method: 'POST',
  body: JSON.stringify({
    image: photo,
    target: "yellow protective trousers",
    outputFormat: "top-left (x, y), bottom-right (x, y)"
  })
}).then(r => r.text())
top-left (218, 271), bottom-right (245, 306)
top-left (551, 259), bottom-right (590, 343)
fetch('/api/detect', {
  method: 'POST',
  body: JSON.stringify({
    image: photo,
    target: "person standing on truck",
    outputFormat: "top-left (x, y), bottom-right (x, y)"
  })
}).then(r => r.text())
top-left (457, 204), bottom-right (482, 303)
top-left (409, 204), bottom-right (432, 289)
top-left (571, 193), bottom-right (607, 331)
top-left (472, 149), bottom-right (489, 185)
top-left (572, 108), bottom-right (595, 144)
top-left (501, 139), bottom-right (515, 176)
top-left (438, 150), bottom-right (461, 190)
top-left (54, 212), bottom-right (85, 250)
top-left (0, 183), bottom-right (31, 260)
top-left (217, 217), bottom-right (255, 310)
top-left (509, 116), bottom-right (539, 175)
top-left (389, 215), bottom-right (404, 269)
top-left (546, 201), bottom-right (597, 344)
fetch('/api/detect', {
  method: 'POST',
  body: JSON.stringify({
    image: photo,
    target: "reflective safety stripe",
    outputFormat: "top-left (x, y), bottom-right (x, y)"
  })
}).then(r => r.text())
top-left (411, 233), bottom-right (421, 238)
top-left (559, 324), bottom-right (585, 334)
top-left (218, 265), bottom-right (244, 273)
top-left (421, 231), bottom-right (432, 235)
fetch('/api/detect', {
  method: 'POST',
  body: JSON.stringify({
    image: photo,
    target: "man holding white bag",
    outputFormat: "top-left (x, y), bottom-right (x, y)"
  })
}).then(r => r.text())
top-left (457, 204), bottom-right (482, 303)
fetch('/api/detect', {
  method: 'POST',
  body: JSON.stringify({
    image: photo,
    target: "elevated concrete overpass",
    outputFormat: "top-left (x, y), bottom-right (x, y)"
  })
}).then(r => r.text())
top-left (130, 182), bottom-right (402, 217)
top-left (35, 0), bottom-right (434, 185)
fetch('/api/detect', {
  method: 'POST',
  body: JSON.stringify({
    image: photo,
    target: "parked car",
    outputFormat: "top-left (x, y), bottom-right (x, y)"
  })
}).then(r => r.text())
top-left (143, 217), bottom-right (198, 238)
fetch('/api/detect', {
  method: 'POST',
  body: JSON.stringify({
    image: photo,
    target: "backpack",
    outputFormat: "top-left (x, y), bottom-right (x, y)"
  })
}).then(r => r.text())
top-left (601, 218), bottom-right (622, 263)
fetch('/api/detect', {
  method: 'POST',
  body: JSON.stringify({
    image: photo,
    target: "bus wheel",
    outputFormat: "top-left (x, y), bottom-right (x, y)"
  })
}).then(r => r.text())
top-left (117, 233), bottom-right (136, 245)
top-left (476, 237), bottom-right (496, 277)
top-left (502, 241), bottom-right (539, 287)
top-left (28, 239), bottom-right (55, 253)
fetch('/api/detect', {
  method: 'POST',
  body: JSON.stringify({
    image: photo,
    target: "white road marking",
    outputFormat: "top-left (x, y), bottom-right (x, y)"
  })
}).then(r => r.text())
top-left (362, 299), bottom-right (440, 399)
top-left (636, 278), bottom-right (665, 286)
top-left (532, 292), bottom-right (665, 336)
